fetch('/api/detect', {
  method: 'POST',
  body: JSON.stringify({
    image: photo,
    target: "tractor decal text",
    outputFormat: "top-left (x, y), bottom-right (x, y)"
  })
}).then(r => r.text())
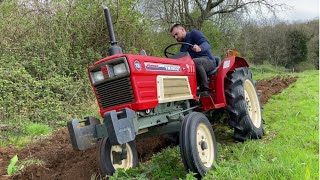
top-left (144, 62), bottom-right (181, 72)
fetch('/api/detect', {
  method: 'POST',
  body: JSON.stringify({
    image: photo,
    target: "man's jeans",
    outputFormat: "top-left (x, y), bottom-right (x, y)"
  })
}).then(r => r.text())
top-left (193, 57), bottom-right (216, 91)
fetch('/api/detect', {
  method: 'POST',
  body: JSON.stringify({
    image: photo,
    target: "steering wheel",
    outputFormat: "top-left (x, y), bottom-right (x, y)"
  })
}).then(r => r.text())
top-left (164, 42), bottom-right (193, 58)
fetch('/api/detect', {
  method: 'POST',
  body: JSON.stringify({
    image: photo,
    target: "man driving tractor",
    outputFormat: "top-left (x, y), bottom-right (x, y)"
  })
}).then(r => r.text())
top-left (170, 24), bottom-right (216, 95)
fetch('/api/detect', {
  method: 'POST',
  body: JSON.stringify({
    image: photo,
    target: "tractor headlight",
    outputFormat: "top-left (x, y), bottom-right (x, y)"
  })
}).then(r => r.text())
top-left (91, 70), bottom-right (104, 84)
top-left (89, 57), bottom-right (130, 84)
top-left (113, 63), bottom-right (127, 76)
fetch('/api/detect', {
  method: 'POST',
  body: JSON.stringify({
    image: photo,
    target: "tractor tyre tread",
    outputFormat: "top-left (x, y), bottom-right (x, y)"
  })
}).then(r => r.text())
top-left (225, 67), bottom-right (264, 141)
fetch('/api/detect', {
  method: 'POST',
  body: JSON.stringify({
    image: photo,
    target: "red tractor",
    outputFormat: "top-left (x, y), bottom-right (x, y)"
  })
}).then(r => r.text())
top-left (67, 6), bottom-right (263, 178)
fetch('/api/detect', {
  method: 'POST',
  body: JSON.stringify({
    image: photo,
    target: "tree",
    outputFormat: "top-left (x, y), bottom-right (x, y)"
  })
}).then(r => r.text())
top-left (302, 20), bottom-right (319, 69)
top-left (142, 0), bottom-right (284, 30)
top-left (307, 34), bottom-right (319, 69)
top-left (286, 29), bottom-right (308, 69)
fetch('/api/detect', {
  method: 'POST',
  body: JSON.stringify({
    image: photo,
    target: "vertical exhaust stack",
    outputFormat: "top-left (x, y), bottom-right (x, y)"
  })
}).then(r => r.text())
top-left (103, 6), bottom-right (122, 55)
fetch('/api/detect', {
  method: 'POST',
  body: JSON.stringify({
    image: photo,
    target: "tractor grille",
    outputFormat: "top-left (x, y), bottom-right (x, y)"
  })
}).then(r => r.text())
top-left (95, 76), bottom-right (134, 109)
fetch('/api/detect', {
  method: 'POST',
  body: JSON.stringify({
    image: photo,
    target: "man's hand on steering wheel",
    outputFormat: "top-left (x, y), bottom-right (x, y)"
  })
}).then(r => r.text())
top-left (192, 44), bottom-right (201, 52)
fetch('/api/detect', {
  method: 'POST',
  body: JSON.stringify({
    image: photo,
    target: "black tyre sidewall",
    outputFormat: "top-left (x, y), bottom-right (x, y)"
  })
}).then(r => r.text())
top-left (180, 112), bottom-right (217, 177)
top-left (234, 81), bottom-right (263, 139)
top-left (225, 67), bottom-right (263, 141)
top-left (179, 114), bottom-right (188, 169)
top-left (98, 138), bottom-right (139, 176)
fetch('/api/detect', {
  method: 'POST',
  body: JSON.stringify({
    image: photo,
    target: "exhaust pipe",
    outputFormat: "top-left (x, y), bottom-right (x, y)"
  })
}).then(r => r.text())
top-left (103, 5), bottom-right (122, 55)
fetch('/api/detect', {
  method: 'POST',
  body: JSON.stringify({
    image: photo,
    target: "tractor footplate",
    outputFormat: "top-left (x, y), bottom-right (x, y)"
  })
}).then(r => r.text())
top-left (67, 117), bottom-right (100, 151)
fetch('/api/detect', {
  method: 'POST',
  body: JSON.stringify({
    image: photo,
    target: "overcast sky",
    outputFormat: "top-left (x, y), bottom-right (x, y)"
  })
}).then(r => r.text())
top-left (275, 0), bottom-right (319, 22)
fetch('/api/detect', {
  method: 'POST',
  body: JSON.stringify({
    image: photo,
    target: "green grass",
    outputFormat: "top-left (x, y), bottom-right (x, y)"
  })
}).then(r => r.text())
top-left (110, 146), bottom-right (189, 180)
top-left (23, 123), bottom-right (52, 136)
top-left (112, 70), bottom-right (319, 179)
top-left (250, 63), bottom-right (290, 80)
top-left (0, 100), bottom-right (99, 147)
top-left (1, 65), bottom-right (318, 179)
top-left (0, 123), bottom-right (53, 147)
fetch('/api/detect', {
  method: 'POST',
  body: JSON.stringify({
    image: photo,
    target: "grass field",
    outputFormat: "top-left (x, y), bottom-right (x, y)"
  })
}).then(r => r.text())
top-left (1, 67), bottom-right (318, 179)
top-left (0, 100), bottom-right (98, 147)
top-left (0, 64), bottom-right (292, 147)
top-left (111, 70), bottom-right (319, 179)
top-left (250, 63), bottom-right (290, 80)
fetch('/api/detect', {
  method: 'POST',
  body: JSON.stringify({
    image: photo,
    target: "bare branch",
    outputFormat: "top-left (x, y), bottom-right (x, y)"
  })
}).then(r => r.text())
top-left (207, 1), bottom-right (259, 17)
top-left (195, 0), bottom-right (205, 13)
top-left (141, 0), bottom-right (286, 30)
top-left (208, 0), bottom-right (224, 9)
top-left (183, 0), bottom-right (194, 27)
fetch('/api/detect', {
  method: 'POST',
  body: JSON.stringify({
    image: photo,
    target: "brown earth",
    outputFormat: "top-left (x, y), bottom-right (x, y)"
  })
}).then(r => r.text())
top-left (256, 76), bottom-right (297, 104)
top-left (0, 76), bottom-right (297, 180)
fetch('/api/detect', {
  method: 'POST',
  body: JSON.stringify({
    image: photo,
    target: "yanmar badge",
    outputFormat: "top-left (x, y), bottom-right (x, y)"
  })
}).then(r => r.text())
top-left (144, 62), bottom-right (181, 72)
top-left (134, 60), bottom-right (141, 71)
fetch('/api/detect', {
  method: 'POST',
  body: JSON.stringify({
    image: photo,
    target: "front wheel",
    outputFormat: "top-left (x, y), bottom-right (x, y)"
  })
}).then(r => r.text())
top-left (98, 138), bottom-right (139, 176)
top-left (225, 67), bottom-right (264, 141)
top-left (179, 112), bottom-right (217, 178)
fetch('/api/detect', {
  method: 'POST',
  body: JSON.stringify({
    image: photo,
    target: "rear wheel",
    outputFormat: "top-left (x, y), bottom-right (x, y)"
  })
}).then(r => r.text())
top-left (98, 138), bottom-right (138, 176)
top-left (225, 67), bottom-right (263, 141)
top-left (180, 112), bottom-right (217, 178)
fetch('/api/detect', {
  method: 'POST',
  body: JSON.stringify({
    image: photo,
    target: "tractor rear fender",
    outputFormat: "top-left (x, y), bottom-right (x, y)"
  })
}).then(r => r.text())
top-left (215, 56), bottom-right (249, 105)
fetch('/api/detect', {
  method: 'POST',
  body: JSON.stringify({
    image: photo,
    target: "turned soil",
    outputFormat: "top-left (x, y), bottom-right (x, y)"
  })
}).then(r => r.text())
top-left (0, 76), bottom-right (297, 180)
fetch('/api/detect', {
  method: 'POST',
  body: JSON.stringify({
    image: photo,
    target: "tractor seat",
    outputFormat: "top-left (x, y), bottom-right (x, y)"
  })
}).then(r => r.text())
top-left (207, 57), bottom-right (221, 76)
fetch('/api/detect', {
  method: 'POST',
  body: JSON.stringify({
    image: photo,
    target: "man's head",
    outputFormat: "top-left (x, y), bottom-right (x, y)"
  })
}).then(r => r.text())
top-left (170, 24), bottom-right (187, 42)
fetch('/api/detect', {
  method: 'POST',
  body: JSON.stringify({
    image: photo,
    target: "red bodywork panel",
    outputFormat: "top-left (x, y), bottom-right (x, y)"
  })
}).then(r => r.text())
top-left (88, 53), bottom-right (249, 117)
top-left (199, 56), bottom-right (249, 111)
top-left (88, 54), bottom-right (197, 118)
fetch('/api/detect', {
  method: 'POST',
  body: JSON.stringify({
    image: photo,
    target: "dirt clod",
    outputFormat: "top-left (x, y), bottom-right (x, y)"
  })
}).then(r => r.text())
top-left (0, 76), bottom-right (297, 179)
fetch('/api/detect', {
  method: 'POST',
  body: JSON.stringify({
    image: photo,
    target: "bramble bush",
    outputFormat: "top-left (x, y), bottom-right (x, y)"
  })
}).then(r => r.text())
top-left (0, 0), bottom-right (317, 135)
top-left (0, 0), bottom-right (157, 129)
